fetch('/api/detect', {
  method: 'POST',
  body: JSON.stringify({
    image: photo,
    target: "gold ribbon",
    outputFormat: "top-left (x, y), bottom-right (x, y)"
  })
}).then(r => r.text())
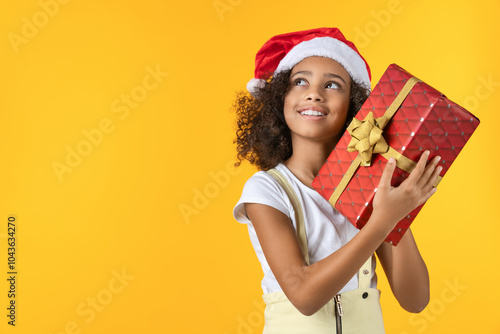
top-left (329, 77), bottom-right (442, 207)
top-left (347, 112), bottom-right (389, 167)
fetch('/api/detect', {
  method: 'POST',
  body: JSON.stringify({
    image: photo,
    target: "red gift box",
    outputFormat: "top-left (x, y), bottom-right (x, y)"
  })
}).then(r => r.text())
top-left (311, 64), bottom-right (480, 245)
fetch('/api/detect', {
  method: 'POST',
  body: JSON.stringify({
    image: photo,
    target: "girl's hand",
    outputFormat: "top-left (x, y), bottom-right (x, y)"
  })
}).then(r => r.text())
top-left (371, 150), bottom-right (442, 233)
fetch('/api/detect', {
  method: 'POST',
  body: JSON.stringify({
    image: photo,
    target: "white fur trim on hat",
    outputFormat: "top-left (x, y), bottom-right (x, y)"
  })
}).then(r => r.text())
top-left (276, 37), bottom-right (371, 90)
top-left (246, 78), bottom-right (266, 95)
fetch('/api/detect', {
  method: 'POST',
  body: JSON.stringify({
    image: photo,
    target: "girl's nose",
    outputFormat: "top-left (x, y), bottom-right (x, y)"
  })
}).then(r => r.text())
top-left (305, 86), bottom-right (324, 102)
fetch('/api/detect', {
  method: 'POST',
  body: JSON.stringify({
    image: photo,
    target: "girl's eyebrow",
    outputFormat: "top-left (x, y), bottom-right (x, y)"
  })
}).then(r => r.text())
top-left (291, 70), bottom-right (347, 84)
top-left (291, 70), bottom-right (312, 78)
top-left (324, 72), bottom-right (347, 84)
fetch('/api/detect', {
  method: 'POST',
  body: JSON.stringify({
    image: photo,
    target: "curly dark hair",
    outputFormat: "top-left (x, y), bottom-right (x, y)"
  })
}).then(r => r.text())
top-left (234, 70), bottom-right (370, 171)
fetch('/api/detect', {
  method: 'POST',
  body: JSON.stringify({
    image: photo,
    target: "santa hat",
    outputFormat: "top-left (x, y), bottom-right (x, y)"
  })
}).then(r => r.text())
top-left (247, 27), bottom-right (371, 95)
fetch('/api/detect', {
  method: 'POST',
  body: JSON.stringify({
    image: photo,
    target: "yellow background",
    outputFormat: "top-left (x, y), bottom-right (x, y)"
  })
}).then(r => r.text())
top-left (0, 0), bottom-right (499, 333)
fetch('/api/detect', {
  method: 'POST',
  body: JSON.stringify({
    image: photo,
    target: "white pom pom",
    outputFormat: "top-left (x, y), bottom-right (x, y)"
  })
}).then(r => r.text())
top-left (246, 78), bottom-right (266, 96)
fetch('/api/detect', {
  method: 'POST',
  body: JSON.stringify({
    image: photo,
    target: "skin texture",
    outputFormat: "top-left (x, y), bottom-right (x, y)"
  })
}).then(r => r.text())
top-left (245, 56), bottom-right (439, 316)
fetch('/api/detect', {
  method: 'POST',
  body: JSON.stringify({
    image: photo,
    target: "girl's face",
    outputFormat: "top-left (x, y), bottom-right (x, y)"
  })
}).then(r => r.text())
top-left (283, 56), bottom-right (351, 145)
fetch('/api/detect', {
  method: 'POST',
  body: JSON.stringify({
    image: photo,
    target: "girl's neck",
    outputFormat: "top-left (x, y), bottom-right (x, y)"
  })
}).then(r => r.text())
top-left (284, 137), bottom-right (337, 188)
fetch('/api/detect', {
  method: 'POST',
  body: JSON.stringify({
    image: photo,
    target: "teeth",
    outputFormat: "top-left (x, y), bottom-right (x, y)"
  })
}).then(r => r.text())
top-left (300, 110), bottom-right (326, 116)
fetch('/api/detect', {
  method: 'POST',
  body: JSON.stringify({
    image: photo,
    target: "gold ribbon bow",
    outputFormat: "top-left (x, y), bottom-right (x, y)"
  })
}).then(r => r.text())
top-left (329, 77), bottom-right (442, 207)
top-left (347, 112), bottom-right (390, 167)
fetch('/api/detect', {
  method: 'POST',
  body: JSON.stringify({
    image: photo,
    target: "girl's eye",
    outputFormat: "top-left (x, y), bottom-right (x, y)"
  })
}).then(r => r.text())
top-left (326, 81), bottom-right (341, 89)
top-left (293, 78), bottom-right (307, 86)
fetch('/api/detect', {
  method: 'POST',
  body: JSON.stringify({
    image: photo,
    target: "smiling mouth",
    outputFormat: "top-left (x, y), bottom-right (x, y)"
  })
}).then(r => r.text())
top-left (299, 110), bottom-right (326, 116)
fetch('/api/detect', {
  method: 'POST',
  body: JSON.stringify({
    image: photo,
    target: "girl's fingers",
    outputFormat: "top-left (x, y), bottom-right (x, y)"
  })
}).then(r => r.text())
top-left (419, 184), bottom-right (438, 204)
top-left (380, 151), bottom-right (441, 199)
top-left (416, 155), bottom-right (441, 188)
top-left (423, 162), bottom-right (442, 190)
top-left (379, 157), bottom-right (396, 189)
top-left (404, 151), bottom-right (430, 187)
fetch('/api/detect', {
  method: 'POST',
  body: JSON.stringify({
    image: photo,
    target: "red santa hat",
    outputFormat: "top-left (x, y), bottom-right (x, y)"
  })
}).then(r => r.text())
top-left (247, 27), bottom-right (371, 95)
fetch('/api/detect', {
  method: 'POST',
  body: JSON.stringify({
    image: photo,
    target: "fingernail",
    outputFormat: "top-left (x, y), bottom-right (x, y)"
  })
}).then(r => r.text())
top-left (389, 158), bottom-right (395, 164)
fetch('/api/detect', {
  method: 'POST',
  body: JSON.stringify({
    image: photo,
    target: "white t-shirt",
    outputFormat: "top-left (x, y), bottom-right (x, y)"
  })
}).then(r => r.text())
top-left (233, 163), bottom-right (377, 294)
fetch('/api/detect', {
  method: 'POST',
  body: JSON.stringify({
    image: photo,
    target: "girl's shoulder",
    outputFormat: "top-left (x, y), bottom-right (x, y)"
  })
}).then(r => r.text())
top-left (233, 164), bottom-right (293, 224)
top-left (243, 164), bottom-right (287, 190)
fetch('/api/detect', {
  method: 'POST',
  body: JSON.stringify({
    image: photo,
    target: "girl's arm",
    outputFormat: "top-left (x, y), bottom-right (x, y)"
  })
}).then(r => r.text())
top-left (246, 151), bottom-right (441, 316)
top-left (376, 228), bottom-right (430, 313)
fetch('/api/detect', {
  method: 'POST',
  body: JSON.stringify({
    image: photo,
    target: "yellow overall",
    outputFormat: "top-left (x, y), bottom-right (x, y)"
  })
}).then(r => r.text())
top-left (264, 169), bottom-right (385, 334)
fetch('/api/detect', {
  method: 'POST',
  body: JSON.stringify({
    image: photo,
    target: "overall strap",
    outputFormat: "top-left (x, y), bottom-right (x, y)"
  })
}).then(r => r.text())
top-left (266, 168), bottom-right (309, 265)
top-left (358, 255), bottom-right (373, 289)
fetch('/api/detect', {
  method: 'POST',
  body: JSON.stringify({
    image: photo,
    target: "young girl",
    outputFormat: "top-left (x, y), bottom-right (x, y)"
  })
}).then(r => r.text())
top-left (233, 28), bottom-right (441, 333)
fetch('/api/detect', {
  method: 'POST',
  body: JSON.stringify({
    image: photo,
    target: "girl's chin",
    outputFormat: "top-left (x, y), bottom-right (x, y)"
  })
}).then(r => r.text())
top-left (291, 131), bottom-right (342, 144)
